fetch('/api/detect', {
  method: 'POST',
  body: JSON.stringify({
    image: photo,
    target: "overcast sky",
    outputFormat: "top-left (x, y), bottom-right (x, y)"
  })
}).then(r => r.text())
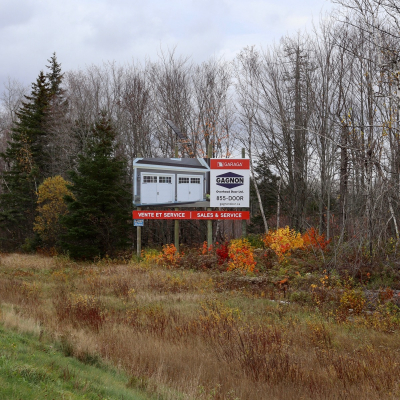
top-left (1, 0), bottom-right (333, 93)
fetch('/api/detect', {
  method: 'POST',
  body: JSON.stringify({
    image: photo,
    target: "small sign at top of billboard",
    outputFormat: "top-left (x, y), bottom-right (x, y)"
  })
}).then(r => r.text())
top-left (210, 159), bottom-right (250, 208)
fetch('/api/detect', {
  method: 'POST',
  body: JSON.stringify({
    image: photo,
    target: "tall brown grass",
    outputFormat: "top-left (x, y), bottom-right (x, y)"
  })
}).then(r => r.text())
top-left (1, 253), bottom-right (400, 399)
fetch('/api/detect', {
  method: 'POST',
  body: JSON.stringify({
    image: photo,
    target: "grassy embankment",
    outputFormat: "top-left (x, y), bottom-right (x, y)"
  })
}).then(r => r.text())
top-left (1, 251), bottom-right (400, 399)
top-left (0, 307), bottom-right (151, 399)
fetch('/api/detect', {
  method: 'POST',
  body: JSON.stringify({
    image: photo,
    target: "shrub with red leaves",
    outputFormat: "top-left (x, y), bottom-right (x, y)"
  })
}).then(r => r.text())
top-left (215, 242), bottom-right (229, 265)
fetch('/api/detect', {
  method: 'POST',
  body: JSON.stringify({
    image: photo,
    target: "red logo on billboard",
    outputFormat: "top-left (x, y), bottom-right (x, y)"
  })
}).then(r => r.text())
top-left (210, 159), bottom-right (250, 169)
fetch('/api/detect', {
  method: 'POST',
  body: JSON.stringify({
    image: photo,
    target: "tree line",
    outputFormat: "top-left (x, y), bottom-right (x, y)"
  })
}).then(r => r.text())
top-left (0, 0), bottom-right (399, 257)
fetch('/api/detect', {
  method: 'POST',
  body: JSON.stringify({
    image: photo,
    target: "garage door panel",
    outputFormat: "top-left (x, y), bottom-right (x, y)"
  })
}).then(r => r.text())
top-left (189, 177), bottom-right (202, 201)
top-left (177, 175), bottom-right (203, 202)
top-left (141, 174), bottom-right (174, 204)
top-left (141, 175), bottom-right (158, 204)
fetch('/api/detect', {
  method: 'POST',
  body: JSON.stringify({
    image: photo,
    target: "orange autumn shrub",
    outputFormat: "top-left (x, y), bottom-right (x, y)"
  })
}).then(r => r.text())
top-left (227, 238), bottom-right (256, 274)
top-left (302, 227), bottom-right (331, 251)
top-left (201, 241), bottom-right (213, 255)
top-left (262, 226), bottom-right (303, 261)
top-left (157, 243), bottom-right (181, 268)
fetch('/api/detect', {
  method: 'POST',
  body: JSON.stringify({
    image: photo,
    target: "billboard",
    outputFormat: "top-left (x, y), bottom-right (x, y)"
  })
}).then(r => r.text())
top-left (210, 159), bottom-right (250, 208)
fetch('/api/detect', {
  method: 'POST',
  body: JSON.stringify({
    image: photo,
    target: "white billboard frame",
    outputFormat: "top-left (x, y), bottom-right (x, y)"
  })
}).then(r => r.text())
top-left (210, 159), bottom-right (250, 208)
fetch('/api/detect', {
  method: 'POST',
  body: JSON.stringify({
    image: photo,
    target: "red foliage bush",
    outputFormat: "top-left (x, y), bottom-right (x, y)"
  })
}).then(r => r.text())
top-left (215, 242), bottom-right (229, 265)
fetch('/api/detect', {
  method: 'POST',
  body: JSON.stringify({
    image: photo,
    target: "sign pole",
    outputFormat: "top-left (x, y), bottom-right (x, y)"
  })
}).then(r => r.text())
top-left (174, 207), bottom-right (180, 253)
top-left (207, 143), bottom-right (213, 248)
top-left (242, 148), bottom-right (247, 238)
top-left (136, 207), bottom-right (142, 258)
top-left (135, 152), bottom-right (143, 259)
top-left (174, 145), bottom-right (180, 253)
top-left (207, 208), bottom-right (212, 248)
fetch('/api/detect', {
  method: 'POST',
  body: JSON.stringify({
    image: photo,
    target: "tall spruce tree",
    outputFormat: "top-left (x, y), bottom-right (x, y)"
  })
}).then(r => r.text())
top-left (0, 72), bottom-right (51, 248)
top-left (0, 54), bottom-right (64, 249)
top-left (61, 113), bottom-right (131, 259)
top-left (44, 53), bottom-right (68, 177)
top-left (46, 52), bottom-right (64, 97)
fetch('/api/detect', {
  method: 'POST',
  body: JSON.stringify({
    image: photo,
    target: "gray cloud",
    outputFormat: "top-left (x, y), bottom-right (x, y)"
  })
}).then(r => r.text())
top-left (0, 0), bottom-right (35, 29)
top-left (0, 0), bottom-right (333, 92)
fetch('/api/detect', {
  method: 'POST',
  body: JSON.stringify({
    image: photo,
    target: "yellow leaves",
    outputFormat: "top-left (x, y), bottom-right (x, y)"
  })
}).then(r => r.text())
top-left (262, 226), bottom-right (303, 261)
top-left (34, 176), bottom-right (74, 245)
top-left (36, 175), bottom-right (73, 204)
top-left (199, 299), bottom-right (241, 329)
top-left (227, 238), bottom-right (256, 274)
top-left (339, 288), bottom-right (366, 315)
top-left (141, 248), bottom-right (161, 265)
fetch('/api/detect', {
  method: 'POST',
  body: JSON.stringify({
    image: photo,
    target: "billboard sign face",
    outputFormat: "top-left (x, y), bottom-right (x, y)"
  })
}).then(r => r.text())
top-left (132, 157), bottom-right (210, 207)
top-left (132, 210), bottom-right (250, 220)
top-left (210, 159), bottom-right (250, 208)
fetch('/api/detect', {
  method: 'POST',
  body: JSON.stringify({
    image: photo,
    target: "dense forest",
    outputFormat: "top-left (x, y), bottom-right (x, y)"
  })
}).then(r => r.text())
top-left (0, 0), bottom-right (399, 256)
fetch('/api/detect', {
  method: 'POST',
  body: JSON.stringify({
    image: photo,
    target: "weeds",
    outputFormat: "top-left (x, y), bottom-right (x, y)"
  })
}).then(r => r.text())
top-left (54, 291), bottom-right (106, 331)
top-left (2, 251), bottom-right (400, 400)
top-left (338, 287), bottom-right (366, 316)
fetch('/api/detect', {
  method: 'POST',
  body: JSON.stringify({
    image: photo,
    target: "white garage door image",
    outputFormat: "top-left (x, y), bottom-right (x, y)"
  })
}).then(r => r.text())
top-left (177, 175), bottom-right (203, 202)
top-left (141, 174), bottom-right (174, 204)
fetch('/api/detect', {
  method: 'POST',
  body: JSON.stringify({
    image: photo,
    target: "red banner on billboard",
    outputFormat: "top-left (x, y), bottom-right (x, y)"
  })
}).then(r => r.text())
top-left (210, 159), bottom-right (250, 170)
top-left (132, 210), bottom-right (250, 220)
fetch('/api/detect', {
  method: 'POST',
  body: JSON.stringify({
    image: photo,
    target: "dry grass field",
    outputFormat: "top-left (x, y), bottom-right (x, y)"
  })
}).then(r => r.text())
top-left (1, 252), bottom-right (400, 399)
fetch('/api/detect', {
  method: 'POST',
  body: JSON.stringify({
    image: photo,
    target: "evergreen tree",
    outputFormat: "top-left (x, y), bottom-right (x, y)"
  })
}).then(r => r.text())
top-left (61, 113), bottom-right (131, 259)
top-left (0, 54), bottom-right (64, 249)
top-left (0, 72), bottom-right (51, 248)
top-left (44, 52), bottom-right (69, 177)
top-left (46, 52), bottom-right (64, 97)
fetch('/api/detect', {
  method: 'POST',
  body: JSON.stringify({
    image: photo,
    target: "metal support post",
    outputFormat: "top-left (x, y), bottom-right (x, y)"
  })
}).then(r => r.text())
top-left (242, 148), bottom-right (247, 238)
top-left (207, 208), bottom-right (212, 248)
top-left (207, 143), bottom-right (213, 247)
top-left (136, 207), bottom-right (142, 259)
top-left (174, 145), bottom-right (180, 252)
top-left (174, 208), bottom-right (180, 253)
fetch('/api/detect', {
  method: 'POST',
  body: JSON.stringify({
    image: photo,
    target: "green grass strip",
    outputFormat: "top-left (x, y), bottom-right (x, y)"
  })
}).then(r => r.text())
top-left (0, 324), bottom-right (152, 400)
